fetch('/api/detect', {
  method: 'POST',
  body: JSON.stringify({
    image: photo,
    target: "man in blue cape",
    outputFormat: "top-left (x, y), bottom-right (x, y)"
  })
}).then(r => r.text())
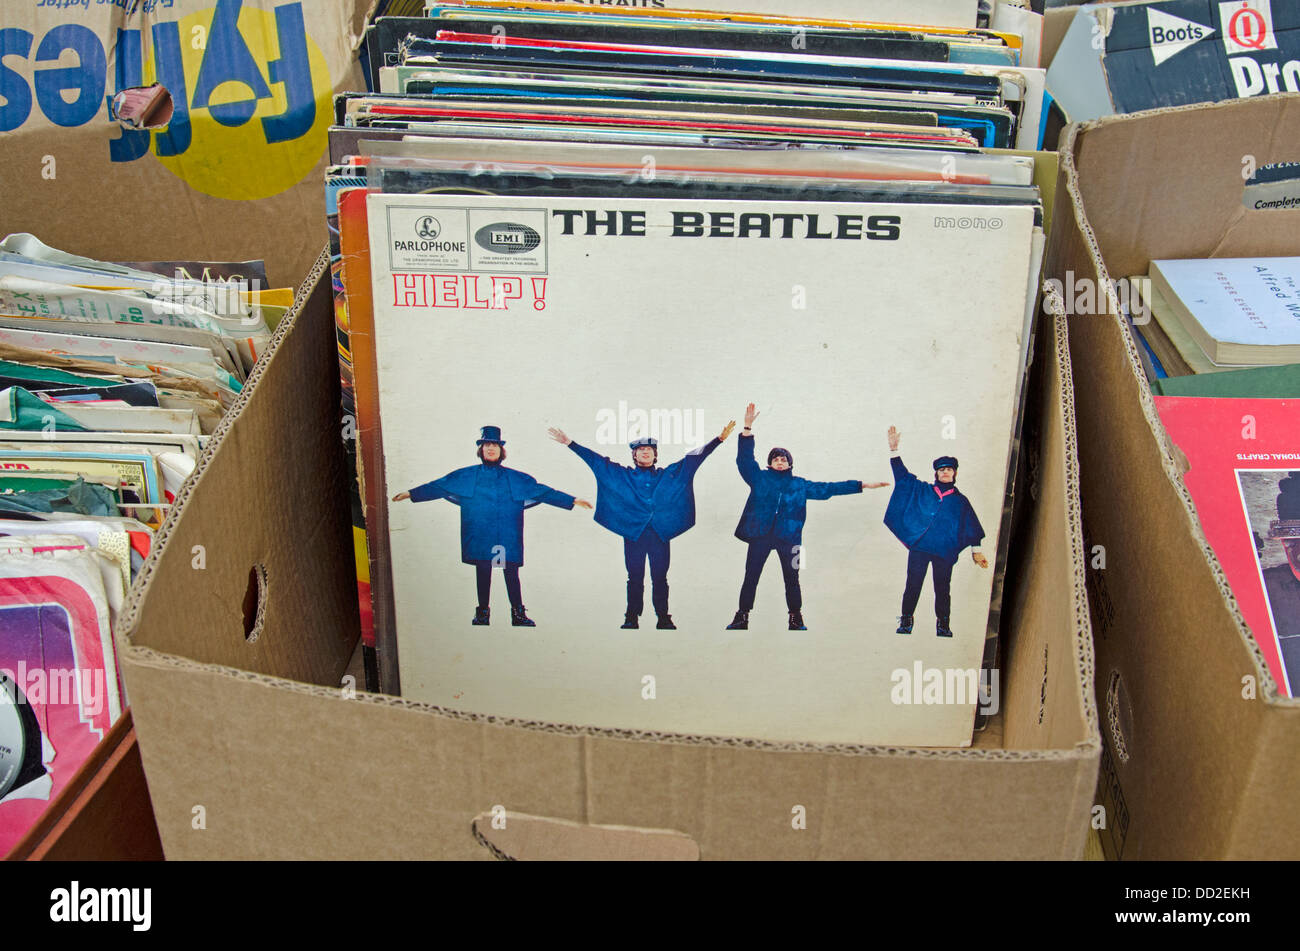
top-left (392, 426), bottom-right (591, 627)
top-left (726, 402), bottom-right (888, 631)
top-left (549, 417), bottom-right (735, 629)
top-left (883, 425), bottom-right (989, 637)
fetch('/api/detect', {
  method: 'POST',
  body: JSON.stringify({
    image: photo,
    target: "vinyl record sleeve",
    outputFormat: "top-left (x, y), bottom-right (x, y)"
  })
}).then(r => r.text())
top-left (360, 135), bottom-right (1035, 185)
top-left (362, 192), bottom-right (1036, 745)
top-left (421, 0), bottom-right (983, 32)
top-left (366, 14), bottom-right (950, 76)
top-left (371, 164), bottom-right (1042, 213)
top-left (1155, 396), bottom-right (1300, 697)
top-left (399, 38), bottom-right (1004, 96)
top-left (0, 556), bottom-right (120, 854)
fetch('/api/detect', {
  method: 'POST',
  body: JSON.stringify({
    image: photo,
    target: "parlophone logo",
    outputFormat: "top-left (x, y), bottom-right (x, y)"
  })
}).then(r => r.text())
top-left (416, 217), bottom-right (442, 240)
top-left (474, 222), bottom-right (543, 254)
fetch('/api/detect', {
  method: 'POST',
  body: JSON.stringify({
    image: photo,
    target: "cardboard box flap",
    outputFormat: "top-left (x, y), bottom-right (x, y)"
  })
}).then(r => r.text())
top-left (119, 250), bottom-right (359, 685)
top-left (1069, 93), bottom-right (1300, 280)
top-left (1003, 307), bottom-right (1099, 754)
top-left (121, 656), bottom-right (1100, 858)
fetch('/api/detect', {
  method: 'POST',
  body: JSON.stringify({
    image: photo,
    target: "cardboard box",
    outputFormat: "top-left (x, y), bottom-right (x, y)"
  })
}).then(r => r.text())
top-left (1053, 94), bottom-right (1300, 859)
top-left (111, 244), bottom-right (1100, 859)
top-left (0, 0), bottom-right (370, 856)
top-left (1048, 1), bottom-right (1300, 124)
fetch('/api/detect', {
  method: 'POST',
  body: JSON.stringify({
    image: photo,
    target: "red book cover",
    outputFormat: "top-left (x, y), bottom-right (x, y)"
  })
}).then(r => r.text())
top-left (1155, 396), bottom-right (1300, 696)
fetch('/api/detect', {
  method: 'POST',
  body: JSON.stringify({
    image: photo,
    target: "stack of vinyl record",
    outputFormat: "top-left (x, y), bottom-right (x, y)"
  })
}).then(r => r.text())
top-left (0, 237), bottom-right (287, 852)
top-left (329, 0), bottom-right (1049, 749)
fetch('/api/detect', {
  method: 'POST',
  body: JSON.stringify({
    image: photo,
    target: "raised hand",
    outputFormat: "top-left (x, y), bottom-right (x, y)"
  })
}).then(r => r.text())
top-left (548, 427), bottom-right (572, 446)
top-left (575, 499), bottom-right (593, 510)
top-left (972, 551), bottom-right (989, 569)
top-left (392, 491), bottom-right (411, 501)
top-left (887, 426), bottom-right (900, 453)
top-left (744, 402), bottom-right (759, 428)
top-left (720, 420), bottom-right (737, 441)
top-left (861, 481), bottom-right (890, 489)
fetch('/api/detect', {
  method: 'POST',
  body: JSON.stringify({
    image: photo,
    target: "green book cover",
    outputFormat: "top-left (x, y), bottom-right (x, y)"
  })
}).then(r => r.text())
top-left (1151, 362), bottom-right (1300, 397)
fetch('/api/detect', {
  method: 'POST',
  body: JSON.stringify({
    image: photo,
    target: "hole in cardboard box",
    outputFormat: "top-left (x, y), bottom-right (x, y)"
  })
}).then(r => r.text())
top-left (1105, 670), bottom-right (1133, 764)
top-left (110, 84), bottom-right (174, 130)
top-left (242, 565), bottom-right (268, 643)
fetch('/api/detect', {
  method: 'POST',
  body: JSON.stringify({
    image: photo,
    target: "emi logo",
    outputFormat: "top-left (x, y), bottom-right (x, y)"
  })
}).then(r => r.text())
top-left (415, 217), bottom-right (441, 240)
top-left (475, 222), bottom-right (542, 254)
top-left (933, 215), bottom-right (1004, 231)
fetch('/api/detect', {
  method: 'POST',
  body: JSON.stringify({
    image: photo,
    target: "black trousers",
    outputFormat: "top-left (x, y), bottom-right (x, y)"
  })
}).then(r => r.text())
top-left (901, 549), bottom-right (954, 618)
top-left (624, 526), bottom-right (670, 617)
top-left (475, 561), bottom-right (522, 609)
top-left (738, 536), bottom-right (802, 612)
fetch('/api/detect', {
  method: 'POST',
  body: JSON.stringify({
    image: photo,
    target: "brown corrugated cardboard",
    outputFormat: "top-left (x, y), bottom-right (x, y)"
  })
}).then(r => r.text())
top-left (114, 244), bottom-right (1100, 859)
top-left (1054, 94), bottom-right (1300, 859)
top-left (0, 0), bottom-right (372, 286)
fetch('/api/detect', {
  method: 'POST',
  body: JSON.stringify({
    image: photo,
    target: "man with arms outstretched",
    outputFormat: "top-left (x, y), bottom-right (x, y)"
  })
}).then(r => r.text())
top-left (549, 418), bottom-right (735, 629)
top-left (727, 403), bottom-right (888, 631)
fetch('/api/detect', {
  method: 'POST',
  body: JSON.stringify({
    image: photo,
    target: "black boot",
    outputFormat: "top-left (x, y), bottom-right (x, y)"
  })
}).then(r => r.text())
top-left (726, 610), bottom-right (749, 630)
top-left (788, 612), bottom-right (807, 631)
top-left (896, 614), bottom-right (913, 634)
top-left (936, 616), bottom-right (953, 638)
top-left (620, 613), bottom-right (639, 629)
top-left (656, 614), bottom-right (676, 630)
top-left (472, 606), bottom-right (490, 626)
top-left (511, 605), bottom-right (536, 627)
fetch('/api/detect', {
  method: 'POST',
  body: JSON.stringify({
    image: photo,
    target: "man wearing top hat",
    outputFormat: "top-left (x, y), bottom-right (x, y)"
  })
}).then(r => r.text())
top-left (392, 425), bottom-right (591, 627)
top-left (726, 402), bottom-right (889, 632)
top-left (549, 417), bottom-right (736, 629)
top-left (883, 425), bottom-right (989, 637)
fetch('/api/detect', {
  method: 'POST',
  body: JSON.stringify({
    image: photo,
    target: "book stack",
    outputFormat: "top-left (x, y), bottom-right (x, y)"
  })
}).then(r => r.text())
top-left (1130, 256), bottom-right (1300, 698)
top-left (1129, 256), bottom-right (1300, 397)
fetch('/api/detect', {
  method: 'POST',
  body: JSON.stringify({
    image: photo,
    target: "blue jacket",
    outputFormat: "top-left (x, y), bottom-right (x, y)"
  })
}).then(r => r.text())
top-left (408, 463), bottom-right (574, 566)
top-left (733, 434), bottom-right (861, 545)
top-left (569, 438), bottom-right (721, 541)
top-left (883, 455), bottom-right (984, 563)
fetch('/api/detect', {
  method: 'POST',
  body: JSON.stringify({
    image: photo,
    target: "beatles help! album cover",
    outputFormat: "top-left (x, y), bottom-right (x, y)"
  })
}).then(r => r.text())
top-left (363, 193), bottom-right (1037, 746)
